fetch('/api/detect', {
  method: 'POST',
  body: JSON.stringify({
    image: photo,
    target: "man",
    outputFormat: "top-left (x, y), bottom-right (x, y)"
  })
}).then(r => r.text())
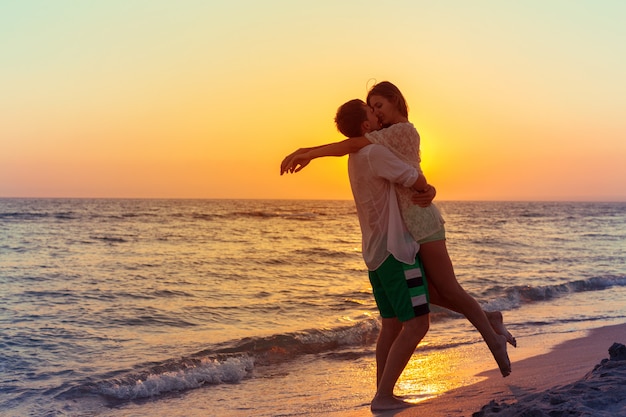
top-left (283, 99), bottom-right (435, 411)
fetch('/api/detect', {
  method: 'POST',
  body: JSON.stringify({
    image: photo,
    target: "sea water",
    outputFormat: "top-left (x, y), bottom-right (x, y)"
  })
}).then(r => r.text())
top-left (1, 199), bottom-right (625, 416)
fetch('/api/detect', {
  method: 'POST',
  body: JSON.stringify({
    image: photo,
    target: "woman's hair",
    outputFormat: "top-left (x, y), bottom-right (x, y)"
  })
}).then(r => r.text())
top-left (366, 81), bottom-right (409, 118)
top-left (334, 99), bottom-right (367, 137)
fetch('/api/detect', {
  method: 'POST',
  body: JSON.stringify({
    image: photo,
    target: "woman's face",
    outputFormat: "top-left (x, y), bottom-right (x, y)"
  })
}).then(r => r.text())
top-left (368, 95), bottom-right (400, 125)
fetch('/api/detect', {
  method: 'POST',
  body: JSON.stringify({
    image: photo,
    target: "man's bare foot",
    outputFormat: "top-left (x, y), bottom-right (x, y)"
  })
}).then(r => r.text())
top-left (491, 334), bottom-right (511, 377)
top-left (486, 310), bottom-right (517, 347)
top-left (370, 394), bottom-right (415, 411)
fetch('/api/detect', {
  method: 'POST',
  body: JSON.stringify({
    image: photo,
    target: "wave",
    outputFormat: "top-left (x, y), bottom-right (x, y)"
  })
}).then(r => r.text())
top-left (294, 247), bottom-right (353, 259)
top-left (0, 210), bottom-right (81, 221)
top-left (97, 356), bottom-right (254, 400)
top-left (179, 210), bottom-right (325, 222)
top-left (56, 318), bottom-right (380, 401)
top-left (229, 210), bottom-right (323, 221)
top-left (209, 318), bottom-right (379, 362)
top-left (480, 274), bottom-right (626, 311)
top-left (0, 212), bottom-right (51, 221)
top-left (90, 235), bottom-right (129, 243)
top-left (0, 206), bottom-right (341, 225)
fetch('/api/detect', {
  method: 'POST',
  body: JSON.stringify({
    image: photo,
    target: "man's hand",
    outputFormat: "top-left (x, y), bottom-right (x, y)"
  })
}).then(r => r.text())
top-left (411, 184), bottom-right (436, 207)
top-left (280, 148), bottom-right (312, 175)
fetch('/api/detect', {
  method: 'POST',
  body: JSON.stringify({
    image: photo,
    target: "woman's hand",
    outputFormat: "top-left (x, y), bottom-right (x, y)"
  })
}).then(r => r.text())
top-left (411, 184), bottom-right (436, 207)
top-left (281, 148), bottom-right (312, 175)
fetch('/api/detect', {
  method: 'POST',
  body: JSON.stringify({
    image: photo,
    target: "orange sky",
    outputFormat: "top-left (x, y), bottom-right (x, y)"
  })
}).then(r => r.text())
top-left (1, 1), bottom-right (625, 201)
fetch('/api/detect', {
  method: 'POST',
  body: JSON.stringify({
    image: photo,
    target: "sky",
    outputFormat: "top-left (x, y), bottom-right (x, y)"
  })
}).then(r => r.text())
top-left (1, 1), bottom-right (625, 201)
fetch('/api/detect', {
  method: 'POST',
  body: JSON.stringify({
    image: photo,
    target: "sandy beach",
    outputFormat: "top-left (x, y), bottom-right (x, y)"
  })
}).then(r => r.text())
top-left (334, 322), bottom-right (626, 417)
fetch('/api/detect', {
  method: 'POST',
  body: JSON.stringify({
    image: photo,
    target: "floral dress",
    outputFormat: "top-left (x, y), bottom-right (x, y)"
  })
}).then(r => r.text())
top-left (366, 122), bottom-right (444, 242)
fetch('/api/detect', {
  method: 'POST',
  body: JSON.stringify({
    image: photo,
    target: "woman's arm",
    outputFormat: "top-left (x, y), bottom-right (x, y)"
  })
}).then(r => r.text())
top-left (411, 181), bottom-right (436, 207)
top-left (280, 136), bottom-right (371, 174)
top-left (411, 174), bottom-right (428, 192)
top-left (280, 145), bottom-right (326, 175)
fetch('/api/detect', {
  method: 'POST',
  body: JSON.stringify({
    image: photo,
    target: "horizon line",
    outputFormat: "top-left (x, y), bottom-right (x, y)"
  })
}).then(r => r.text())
top-left (1, 196), bottom-right (625, 203)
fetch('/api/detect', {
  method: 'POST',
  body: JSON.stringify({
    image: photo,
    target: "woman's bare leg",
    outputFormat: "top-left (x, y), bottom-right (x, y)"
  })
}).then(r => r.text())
top-left (428, 283), bottom-right (517, 347)
top-left (486, 311), bottom-right (516, 347)
top-left (420, 240), bottom-right (511, 376)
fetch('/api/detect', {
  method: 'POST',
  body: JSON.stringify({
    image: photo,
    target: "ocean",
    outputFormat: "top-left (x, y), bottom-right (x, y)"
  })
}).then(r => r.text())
top-left (1, 199), bottom-right (625, 417)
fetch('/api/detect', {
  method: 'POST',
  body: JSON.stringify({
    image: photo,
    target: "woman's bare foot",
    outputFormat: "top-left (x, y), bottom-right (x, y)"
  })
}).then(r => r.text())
top-left (370, 395), bottom-right (414, 411)
top-left (486, 310), bottom-right (517, 347)
top-left (491, 334), bottom-right (511, 377)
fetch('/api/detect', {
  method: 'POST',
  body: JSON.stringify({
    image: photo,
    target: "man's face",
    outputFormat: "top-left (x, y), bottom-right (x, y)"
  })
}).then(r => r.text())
top-left (363, 105), bottom-right (381, 133)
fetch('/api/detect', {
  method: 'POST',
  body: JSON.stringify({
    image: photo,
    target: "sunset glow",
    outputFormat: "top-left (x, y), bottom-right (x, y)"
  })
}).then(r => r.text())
top-left (1, 1), bottom-right (625, 201)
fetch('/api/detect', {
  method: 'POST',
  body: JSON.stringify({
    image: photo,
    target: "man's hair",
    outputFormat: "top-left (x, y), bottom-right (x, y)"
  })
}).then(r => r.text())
top-left (366, 81), bottom-right (409, 118)
top-left (334, 99), bottom-right (367, 137)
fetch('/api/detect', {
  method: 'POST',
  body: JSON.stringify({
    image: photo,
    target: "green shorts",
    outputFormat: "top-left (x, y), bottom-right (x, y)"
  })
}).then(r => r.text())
top-left (368, 254), bottom-right (430, 322)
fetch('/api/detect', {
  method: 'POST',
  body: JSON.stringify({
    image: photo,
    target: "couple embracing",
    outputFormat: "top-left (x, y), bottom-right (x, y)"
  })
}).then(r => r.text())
top-left (281, 81), bottom-right (515, 411)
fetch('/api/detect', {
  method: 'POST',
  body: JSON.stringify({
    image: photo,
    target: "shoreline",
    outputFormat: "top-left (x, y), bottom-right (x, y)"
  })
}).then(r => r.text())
top-left (334, 322), bottom-right (626, 417)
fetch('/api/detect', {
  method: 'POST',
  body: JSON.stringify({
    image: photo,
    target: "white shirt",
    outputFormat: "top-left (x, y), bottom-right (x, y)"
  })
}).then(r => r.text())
top-left (348, 144), bottom-right (420, 270)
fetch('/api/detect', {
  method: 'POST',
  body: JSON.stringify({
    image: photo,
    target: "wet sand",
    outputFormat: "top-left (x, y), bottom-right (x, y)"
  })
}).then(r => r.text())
top-left (333, 322), bottom-right (626, 417)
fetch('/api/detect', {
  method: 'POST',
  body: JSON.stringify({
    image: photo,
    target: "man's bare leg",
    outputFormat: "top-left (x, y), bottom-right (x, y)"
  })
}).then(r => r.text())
top-left (371, 315), bottom-right (429, 411)
top-left (376, 318), bottom-right (402, 387)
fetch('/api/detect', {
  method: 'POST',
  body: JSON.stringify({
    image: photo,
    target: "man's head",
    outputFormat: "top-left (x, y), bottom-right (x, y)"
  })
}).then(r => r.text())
top-left (334, 99), bottom-right (381, 137)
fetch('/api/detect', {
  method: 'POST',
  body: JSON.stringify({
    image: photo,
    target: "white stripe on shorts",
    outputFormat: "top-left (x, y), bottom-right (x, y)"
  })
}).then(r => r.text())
top-left (411, 294), bottom-right (427, 307)
top-left (404, 268), bottom-right (423, 280)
